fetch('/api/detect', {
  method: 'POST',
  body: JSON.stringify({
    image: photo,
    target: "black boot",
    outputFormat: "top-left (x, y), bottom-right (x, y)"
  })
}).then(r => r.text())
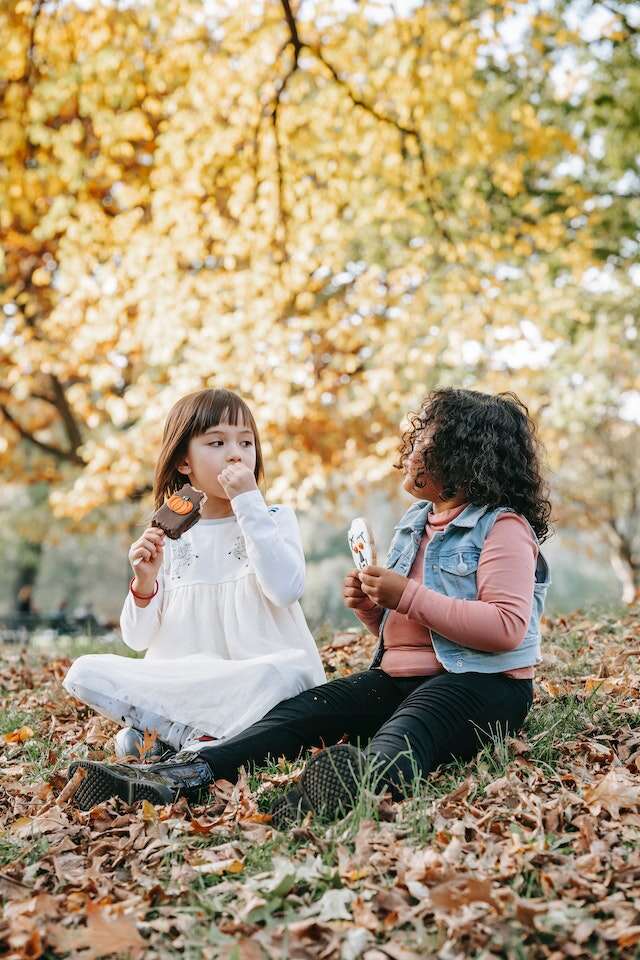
top-left (66, 753), bottom-right (214, 811)
top-left (270, 744), bottom-right (366, 829)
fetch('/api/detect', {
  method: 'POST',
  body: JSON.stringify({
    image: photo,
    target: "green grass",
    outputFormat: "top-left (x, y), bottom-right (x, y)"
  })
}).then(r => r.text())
top-left (0, 705), bottom-right (86, 783)
top-left (0, 707), bottom-right (43, 737)
top-left (57, 635), bottom-right (142, 660)
top-left (0, 835), bottom-right (49, 869)
top-left (523, 689), bottom-right (637, 771)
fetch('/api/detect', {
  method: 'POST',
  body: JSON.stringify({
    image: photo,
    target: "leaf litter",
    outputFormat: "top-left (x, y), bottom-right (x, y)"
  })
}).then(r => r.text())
top-left (0, 609), bottom-right (639, 957)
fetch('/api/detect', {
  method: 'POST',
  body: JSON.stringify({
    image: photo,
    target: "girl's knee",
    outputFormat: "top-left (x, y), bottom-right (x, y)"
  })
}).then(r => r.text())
top-left (62, 658), bottom-right (125, 721)
top-left (63, 656), bottom-right (93, 697)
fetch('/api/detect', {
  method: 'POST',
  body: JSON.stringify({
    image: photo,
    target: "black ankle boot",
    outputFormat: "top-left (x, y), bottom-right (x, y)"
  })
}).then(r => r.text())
top-left (270, 744), bottom-right (366, 828)
top-left (66, 754), bottom-right (214, 811)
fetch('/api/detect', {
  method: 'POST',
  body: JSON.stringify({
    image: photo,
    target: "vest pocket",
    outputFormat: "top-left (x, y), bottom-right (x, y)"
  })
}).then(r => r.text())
top-left (438, 551), bottom-right (480, 599)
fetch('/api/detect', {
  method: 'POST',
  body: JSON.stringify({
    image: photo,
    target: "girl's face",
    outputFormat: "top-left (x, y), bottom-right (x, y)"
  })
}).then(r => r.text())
top-left (178, 417), bottom-right (257, 501)
top-left (401, 425), bottom-right (444, 501)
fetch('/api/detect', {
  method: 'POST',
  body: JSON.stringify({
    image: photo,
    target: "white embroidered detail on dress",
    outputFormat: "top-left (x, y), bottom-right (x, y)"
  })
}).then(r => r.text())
top-left (227, 535), bottom-right (248, 563)
top-left (171, 540), bottom-right (198, 580)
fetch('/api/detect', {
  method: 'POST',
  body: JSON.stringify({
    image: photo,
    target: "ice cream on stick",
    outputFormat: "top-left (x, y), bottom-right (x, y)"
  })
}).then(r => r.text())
top-left (348, 517), bottom-right (377, 570)
top-left (133, 484), bottom-right (208, 564)
top-left (152, 484), bottom-right (207, 539)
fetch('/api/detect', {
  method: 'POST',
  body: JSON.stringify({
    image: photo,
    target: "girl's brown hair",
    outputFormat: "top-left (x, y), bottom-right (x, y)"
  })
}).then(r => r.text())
top-left (153, 389), bottom-right (264, 509)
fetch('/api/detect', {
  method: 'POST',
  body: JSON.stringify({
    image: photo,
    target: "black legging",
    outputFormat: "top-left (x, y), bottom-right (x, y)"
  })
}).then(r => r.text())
top-left (194, 668), bottom-right (533, 799)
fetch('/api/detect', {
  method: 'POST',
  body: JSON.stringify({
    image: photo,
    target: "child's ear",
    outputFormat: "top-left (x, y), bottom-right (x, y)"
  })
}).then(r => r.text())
top-left (177, 459), bottom-right (191, 477)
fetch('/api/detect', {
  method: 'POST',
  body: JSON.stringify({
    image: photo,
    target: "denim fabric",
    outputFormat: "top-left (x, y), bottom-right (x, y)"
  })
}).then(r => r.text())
top-left (369, 501), bottom-right (551, 673)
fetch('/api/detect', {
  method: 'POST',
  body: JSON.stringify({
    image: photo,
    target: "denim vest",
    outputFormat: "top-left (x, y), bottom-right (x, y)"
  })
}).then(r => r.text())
top-left (369, 501), bottom-right (551, 674)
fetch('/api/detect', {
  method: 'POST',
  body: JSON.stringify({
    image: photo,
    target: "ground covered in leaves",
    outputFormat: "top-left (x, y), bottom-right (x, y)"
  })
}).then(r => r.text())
top-left (1, 605), bottom-right (640, 959)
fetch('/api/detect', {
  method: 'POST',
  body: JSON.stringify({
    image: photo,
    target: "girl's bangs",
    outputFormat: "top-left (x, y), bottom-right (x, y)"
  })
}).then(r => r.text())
top-left (189, 391), bottom-right (254, 438)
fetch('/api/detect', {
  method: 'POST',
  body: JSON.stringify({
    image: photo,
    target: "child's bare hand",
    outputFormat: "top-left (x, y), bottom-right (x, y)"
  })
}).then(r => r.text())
top-left (358, 566), bottom-right (408, 610)
top-left (219, 463), bottom-right (258, 500)
top-left (128, 526), bottom-right (165, 583)
top-left (343, 570), bottom-right (378, 610)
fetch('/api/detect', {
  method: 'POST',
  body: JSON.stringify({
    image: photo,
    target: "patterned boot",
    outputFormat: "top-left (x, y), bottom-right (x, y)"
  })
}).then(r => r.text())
top-left (66, 753), bottom-right (214, 811)
top-left (270, 743), bottom-right (366, 828)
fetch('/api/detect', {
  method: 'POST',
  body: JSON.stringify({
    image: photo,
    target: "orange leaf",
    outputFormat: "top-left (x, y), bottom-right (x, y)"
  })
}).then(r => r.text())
top-left (2, 726), bottom-right (34, 744)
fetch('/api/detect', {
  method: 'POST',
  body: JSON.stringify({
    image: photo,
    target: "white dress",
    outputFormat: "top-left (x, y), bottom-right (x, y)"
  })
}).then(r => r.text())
top-left (63, 490), bottom-right (327, 743)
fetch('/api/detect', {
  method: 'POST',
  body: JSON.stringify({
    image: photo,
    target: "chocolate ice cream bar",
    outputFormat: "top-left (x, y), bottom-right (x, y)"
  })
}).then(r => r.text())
top-left (151, 484), bottom-right (208, 540)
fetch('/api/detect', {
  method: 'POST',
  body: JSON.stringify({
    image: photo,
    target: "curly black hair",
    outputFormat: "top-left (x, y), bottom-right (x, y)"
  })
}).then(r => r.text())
top-left (395, 388), bottom-right (553, 543)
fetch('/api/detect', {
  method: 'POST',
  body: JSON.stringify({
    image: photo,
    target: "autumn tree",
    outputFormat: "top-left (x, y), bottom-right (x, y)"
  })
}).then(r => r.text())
top-left (1, 0), bottom-right (638, 598)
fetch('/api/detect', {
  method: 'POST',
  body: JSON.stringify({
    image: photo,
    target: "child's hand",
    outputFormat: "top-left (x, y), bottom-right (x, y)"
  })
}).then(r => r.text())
top-left (128, 526), bottom-right (165, 584)
top-left (358, 566), bottom-right (409, 610)
top-left (219, 463), bottom-right (258, 501)
top-left (343, 570), bottom-right (379, 610)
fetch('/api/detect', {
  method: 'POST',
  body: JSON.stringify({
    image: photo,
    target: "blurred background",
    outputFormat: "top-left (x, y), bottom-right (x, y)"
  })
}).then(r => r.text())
top-left (1, 0), bottom-right (638, 643)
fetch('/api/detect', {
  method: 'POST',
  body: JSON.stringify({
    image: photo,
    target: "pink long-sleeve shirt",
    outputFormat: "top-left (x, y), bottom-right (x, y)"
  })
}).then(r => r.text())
top-left (352, 502), bottom-right (538, 679)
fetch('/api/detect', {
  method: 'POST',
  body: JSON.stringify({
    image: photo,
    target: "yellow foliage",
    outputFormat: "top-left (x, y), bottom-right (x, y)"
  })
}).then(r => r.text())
top-left (0, 0), bottom-right (636, 526)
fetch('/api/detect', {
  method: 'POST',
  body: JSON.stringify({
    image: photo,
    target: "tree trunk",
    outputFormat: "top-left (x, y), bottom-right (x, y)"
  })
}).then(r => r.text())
top-left (609, 548), bottom-right (640, 605)
top-left (12, 542), bottom-right (43, 614)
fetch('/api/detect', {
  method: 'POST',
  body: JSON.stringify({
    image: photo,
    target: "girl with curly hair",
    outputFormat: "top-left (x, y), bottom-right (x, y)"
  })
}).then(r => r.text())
top-left (66, 388), bottom-right (552, 822)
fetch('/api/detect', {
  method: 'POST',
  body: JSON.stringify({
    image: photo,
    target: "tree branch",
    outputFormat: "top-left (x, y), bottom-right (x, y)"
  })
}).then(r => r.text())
top-left (280, 0), bottom-right (303, 60)
top-left (310, 45), bottom-right (452, 244)
top-left (269, 56), bottom-right (298, 258)
top-left (0, 403), bottom-right (84, 465)
top-left (49, 374), bottom-right (83, 453)
top-left (598, 1), bottom-right (640, 36)
top-left (275, 0), bottom-right (453, 248)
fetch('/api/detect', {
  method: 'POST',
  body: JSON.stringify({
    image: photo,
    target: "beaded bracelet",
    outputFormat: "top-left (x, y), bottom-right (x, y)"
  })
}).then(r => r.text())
top-left (129, 577), bottom-right (159, 600)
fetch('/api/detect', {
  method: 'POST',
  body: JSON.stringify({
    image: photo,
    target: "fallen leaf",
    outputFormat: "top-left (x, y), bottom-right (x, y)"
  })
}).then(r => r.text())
top-left (191, 857), bottom-right (244, 876)
top-left (139, 728), bottom-right (159, 760)
top-left (56, 766), bottom-right (87, 805)
top-left (2, 726), bottom-right (34, 744)
top-left (583, 768), bottom-right (640, 818)
top-left (141, 799), bottom-right (159, 822)
top-left (48, 901), bottom-right (146, 958)
top-left (430, 876), bottom-right (500, 913)
top-left (302, 887), bottom-right (354, 921)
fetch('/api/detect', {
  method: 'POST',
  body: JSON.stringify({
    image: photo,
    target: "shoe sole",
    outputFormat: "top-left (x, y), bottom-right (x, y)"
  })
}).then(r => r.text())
top-left (67, 761), bottom-right (176, 811)
top-left (270, 786), bottom-right (312, 830)
top-left (299, 744), bottom-right (364, 819)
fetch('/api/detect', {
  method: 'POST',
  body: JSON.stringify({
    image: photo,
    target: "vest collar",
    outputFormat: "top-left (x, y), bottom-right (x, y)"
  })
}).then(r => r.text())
top-left (397, 500), bottom-right (489, 533)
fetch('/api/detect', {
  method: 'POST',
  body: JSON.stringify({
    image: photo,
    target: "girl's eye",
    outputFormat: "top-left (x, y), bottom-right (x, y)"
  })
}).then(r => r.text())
top-left (207, 440), bottom-right (253, 447)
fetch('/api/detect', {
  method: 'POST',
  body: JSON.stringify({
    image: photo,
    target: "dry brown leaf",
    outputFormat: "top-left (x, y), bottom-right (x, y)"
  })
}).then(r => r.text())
top-left (583, 768), bottom-right (640, 818)
top-left (515, 897), bottom-right (549, 928)
top-left (220, 940), bottom-right (265, 960)
top-left (139, 728), bottom-right (159, 760)
top-left (48, 900), bottom-right (146, 958)
top-left (617, 926), bottom-right (640, 948)
top-left (430, 876), bottom-right (500, 914)
top-left (56, 765), bottom-right (87, 805)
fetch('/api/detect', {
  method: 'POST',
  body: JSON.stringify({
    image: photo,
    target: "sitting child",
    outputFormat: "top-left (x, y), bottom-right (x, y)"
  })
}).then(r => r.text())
top-left (63, 387), bottom-right (325, 762)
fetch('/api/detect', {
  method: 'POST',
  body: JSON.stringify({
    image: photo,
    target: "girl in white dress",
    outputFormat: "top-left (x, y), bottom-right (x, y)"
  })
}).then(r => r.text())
top-left (63, 388), bottom-right (326, 758)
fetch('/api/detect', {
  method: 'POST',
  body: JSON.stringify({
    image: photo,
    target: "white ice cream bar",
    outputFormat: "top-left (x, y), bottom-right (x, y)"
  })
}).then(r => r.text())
top-left (348, 517), bottom-right (377, 570)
